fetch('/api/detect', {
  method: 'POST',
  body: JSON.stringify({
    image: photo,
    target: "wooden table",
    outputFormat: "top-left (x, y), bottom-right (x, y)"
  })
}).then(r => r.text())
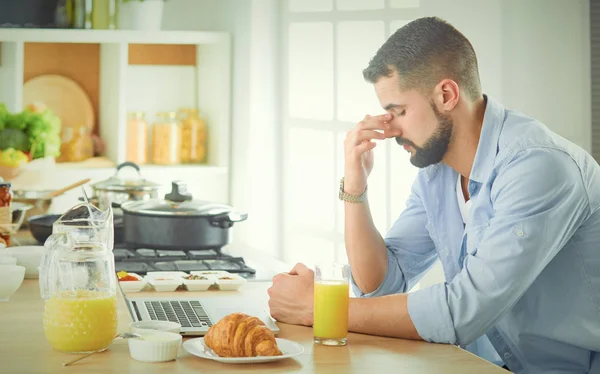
top-left (0, 279), bottom-right (508, 373)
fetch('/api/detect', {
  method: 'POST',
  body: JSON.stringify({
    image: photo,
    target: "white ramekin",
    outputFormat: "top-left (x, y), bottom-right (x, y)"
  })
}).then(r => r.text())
top-left (129, 320), bottom-right (181, 334)
top-left (128, 331), bottom-right (182, 362)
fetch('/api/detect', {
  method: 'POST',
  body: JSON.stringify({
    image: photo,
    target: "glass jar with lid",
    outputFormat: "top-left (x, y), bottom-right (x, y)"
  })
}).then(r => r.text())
top-left (151, 112), bottom-right (181, 165)
top-left (57, 125), bottom-right (94, 163)
top-left (178, 108), bottom-right (208, 164)
top-left (126, 112), bottom-right (148, 164)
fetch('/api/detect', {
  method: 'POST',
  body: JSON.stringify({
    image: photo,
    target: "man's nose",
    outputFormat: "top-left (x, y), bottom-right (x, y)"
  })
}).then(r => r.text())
top-left (384, 122), bottom-right (402, 138)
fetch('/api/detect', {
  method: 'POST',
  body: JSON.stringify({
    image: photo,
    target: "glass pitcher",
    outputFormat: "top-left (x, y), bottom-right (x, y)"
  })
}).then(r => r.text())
top-left (39, 203), bottom-right (118, 353)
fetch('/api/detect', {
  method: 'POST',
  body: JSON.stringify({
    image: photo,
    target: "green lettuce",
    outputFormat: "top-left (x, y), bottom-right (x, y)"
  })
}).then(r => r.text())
top-left (0, 105), bottom-right (62, 159)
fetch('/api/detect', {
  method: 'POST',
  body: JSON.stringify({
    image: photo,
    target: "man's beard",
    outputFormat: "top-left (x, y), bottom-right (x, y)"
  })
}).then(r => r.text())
top-left (395, 102), bottom-right (453, 168)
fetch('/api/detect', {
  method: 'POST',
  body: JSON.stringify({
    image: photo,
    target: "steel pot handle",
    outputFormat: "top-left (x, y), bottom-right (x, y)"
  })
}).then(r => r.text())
top-left (209, 212), bottom-right (248, 229)
top-left (115, 162), bottom-right (142, 175)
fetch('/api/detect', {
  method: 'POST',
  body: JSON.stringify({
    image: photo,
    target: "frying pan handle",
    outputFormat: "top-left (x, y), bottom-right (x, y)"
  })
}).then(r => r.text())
top-left (209, 212), bottom-right (248, 229)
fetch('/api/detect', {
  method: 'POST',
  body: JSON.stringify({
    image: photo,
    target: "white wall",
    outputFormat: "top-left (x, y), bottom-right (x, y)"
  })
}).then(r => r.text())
top-left (162, 0), bottom-right (281, 257)
top-left (502, 0), bottom-right (591, 152)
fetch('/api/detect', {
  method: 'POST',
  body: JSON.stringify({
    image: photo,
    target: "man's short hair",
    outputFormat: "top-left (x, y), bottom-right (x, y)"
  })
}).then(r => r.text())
top-left (363, 17), bottom-right (482, 101)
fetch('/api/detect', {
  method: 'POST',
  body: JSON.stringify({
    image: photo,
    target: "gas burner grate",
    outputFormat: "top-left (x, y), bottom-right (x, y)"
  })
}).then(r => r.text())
top-left (113, 247), bottom-right (256, 278)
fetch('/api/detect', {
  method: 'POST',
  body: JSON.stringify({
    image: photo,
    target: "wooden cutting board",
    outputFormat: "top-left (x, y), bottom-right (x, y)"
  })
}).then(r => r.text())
top-left (22, 74), bottom-right (95, 131)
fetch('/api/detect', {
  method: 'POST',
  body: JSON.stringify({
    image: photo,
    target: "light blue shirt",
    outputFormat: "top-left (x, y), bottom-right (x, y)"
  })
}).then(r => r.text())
top-left (351, 96), bottom-right (600, 373)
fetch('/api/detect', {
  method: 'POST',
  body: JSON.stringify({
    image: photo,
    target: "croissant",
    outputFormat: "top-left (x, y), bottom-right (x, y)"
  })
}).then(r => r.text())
top-left (204, 312), bottom-right (283, 357)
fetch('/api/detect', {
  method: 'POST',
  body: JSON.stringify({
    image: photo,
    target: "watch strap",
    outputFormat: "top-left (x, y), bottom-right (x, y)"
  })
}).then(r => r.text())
top-left (338, 177), bottom-right (367, 203)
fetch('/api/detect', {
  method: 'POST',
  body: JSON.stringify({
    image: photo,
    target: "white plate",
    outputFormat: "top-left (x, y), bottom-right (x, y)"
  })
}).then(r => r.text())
top-left (183, 337), bottom-right (304, 364)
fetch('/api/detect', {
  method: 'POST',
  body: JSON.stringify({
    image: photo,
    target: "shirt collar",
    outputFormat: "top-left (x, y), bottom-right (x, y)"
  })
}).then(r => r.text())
top-left (469, 95), bottom-right (505, 183)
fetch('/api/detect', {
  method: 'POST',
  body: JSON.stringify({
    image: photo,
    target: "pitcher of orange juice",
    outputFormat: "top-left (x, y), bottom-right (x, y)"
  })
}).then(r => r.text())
top-left (39, 203), bottom-right (117, 353)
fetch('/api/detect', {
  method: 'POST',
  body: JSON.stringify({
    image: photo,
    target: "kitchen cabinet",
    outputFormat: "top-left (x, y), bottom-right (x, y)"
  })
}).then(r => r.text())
top-left (0, 29), bottom-right (231, 204)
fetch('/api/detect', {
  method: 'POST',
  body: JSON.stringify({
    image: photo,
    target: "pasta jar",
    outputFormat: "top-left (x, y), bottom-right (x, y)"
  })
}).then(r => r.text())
top-left (0, 182), bottom-right (12, 247)
top-left (151, 112), bottom-right (181, 165)
top-left (126, 112), bottom-right (148, 164)
top-left (178, 108), bottom-right (208, 164)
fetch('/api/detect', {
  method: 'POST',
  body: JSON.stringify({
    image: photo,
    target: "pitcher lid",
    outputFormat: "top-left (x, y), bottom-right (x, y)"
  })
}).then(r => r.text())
top-left (56, 203), bottom-right (112, 224)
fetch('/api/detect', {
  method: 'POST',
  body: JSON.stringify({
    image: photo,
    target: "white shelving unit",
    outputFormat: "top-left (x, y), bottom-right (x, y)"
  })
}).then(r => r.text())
top-left (0, 29), bottom-right (232, 208)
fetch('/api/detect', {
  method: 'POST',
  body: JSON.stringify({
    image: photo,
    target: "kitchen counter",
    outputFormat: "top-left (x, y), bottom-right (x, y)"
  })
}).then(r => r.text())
top-left (1, 279), bottom-right (509, 374)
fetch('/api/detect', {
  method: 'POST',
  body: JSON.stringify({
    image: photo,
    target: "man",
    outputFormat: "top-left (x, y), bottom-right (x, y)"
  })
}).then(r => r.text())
top-left (267, 17), bottom-right (600, 373)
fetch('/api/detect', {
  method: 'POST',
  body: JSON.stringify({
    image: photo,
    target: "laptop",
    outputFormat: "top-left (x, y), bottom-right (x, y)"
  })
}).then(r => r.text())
top-left (118, 281), bottom-right (280, 336)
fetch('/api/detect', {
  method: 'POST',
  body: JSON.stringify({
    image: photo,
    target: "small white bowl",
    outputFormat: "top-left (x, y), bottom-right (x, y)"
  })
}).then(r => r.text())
top-left (0, 265), bottom-right (25, 302)
top-left (182, 275), bottom-right (214, 291)
top-left (130, 321), bottom-right (181, 334)
top-left (190, 270), bottom-right (229, 278)
top-left (215, 274), bottom-right (247, 291)
top-left (0, 256), bottom-right (17, 265)
top-left (118, 272), bottom-right (147, 293)
top-left (148, 278), bottom-right (183, 292)
top-left (128, 331), bottom-right (182, 363)
top-left (145, 271), bottom-right (188, 280)
top-left (10, 246), bottom-right (45, 279)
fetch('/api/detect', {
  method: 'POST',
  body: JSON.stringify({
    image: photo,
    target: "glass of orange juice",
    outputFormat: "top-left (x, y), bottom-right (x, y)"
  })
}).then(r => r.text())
top-left (313, 263), bottom-right (350, 346)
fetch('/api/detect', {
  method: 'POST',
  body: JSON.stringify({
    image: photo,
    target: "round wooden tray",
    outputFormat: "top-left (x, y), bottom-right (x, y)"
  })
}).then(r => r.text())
top-left (22, 74), bottom-right (95, 130)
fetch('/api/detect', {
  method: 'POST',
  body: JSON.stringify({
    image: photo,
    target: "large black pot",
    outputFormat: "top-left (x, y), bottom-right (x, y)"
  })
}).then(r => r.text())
top-left (119, 181), bottom-right (247, 250)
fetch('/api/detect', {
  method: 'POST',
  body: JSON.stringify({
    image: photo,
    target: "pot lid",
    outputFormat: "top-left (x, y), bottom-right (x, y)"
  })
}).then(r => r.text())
top-left (120, 181), bottom-right (234, 217)
top-left (121, 199), bottom-right (234, 217)
top-left (92, 162), bottom-right (160, 192)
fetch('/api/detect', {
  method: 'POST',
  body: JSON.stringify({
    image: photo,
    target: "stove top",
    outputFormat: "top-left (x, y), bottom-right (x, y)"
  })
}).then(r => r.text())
top-left (113, 247), bottom-right (257, 279)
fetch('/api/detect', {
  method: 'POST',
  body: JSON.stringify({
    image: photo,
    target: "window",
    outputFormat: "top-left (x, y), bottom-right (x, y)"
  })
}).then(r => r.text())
top-left (281, 0), bottom-right (420, 268)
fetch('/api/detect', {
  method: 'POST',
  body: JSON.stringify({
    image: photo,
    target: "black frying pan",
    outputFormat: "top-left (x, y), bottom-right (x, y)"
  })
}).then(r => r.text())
top-left (27, 214), bottom-right (124, 245)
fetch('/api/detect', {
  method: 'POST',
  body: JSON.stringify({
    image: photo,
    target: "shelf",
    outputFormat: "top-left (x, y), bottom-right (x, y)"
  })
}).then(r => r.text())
top-left (0, 28), bottom-right (228, 45)
top-left (0, 28), bottom-right (232, 204)
top-left (55, 157), bottom-right (116, 169)
top-left (55, 157), bottom-right (228, 174)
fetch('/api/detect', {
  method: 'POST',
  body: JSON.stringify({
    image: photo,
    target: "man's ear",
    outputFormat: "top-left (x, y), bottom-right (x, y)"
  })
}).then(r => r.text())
top-left (433, 79), bottom-right (459, 112)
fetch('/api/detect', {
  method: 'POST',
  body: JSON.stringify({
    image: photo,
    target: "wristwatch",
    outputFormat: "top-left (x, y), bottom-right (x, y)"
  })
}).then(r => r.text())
top-left (338, 177), bottom-right (367, 203)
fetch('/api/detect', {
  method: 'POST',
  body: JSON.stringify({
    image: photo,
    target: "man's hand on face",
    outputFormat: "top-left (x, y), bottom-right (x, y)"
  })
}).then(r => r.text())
top-left (267, 263), bottom-right (314, 327)
top-left (343, 113), bottom-right (403, 195)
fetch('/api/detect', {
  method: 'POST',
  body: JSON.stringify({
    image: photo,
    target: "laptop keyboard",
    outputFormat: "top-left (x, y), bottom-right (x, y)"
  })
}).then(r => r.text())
top-left (144, 300), bottom-right (213, 328)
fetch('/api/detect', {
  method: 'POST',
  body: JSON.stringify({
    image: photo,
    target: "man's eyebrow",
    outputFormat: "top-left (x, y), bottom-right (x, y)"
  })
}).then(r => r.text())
top-left (384, 103), bottom-right (405, 111)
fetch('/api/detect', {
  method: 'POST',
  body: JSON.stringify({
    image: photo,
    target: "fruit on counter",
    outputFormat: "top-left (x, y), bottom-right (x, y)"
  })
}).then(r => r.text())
top-left (0, 148), bottom-right (29, 168)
